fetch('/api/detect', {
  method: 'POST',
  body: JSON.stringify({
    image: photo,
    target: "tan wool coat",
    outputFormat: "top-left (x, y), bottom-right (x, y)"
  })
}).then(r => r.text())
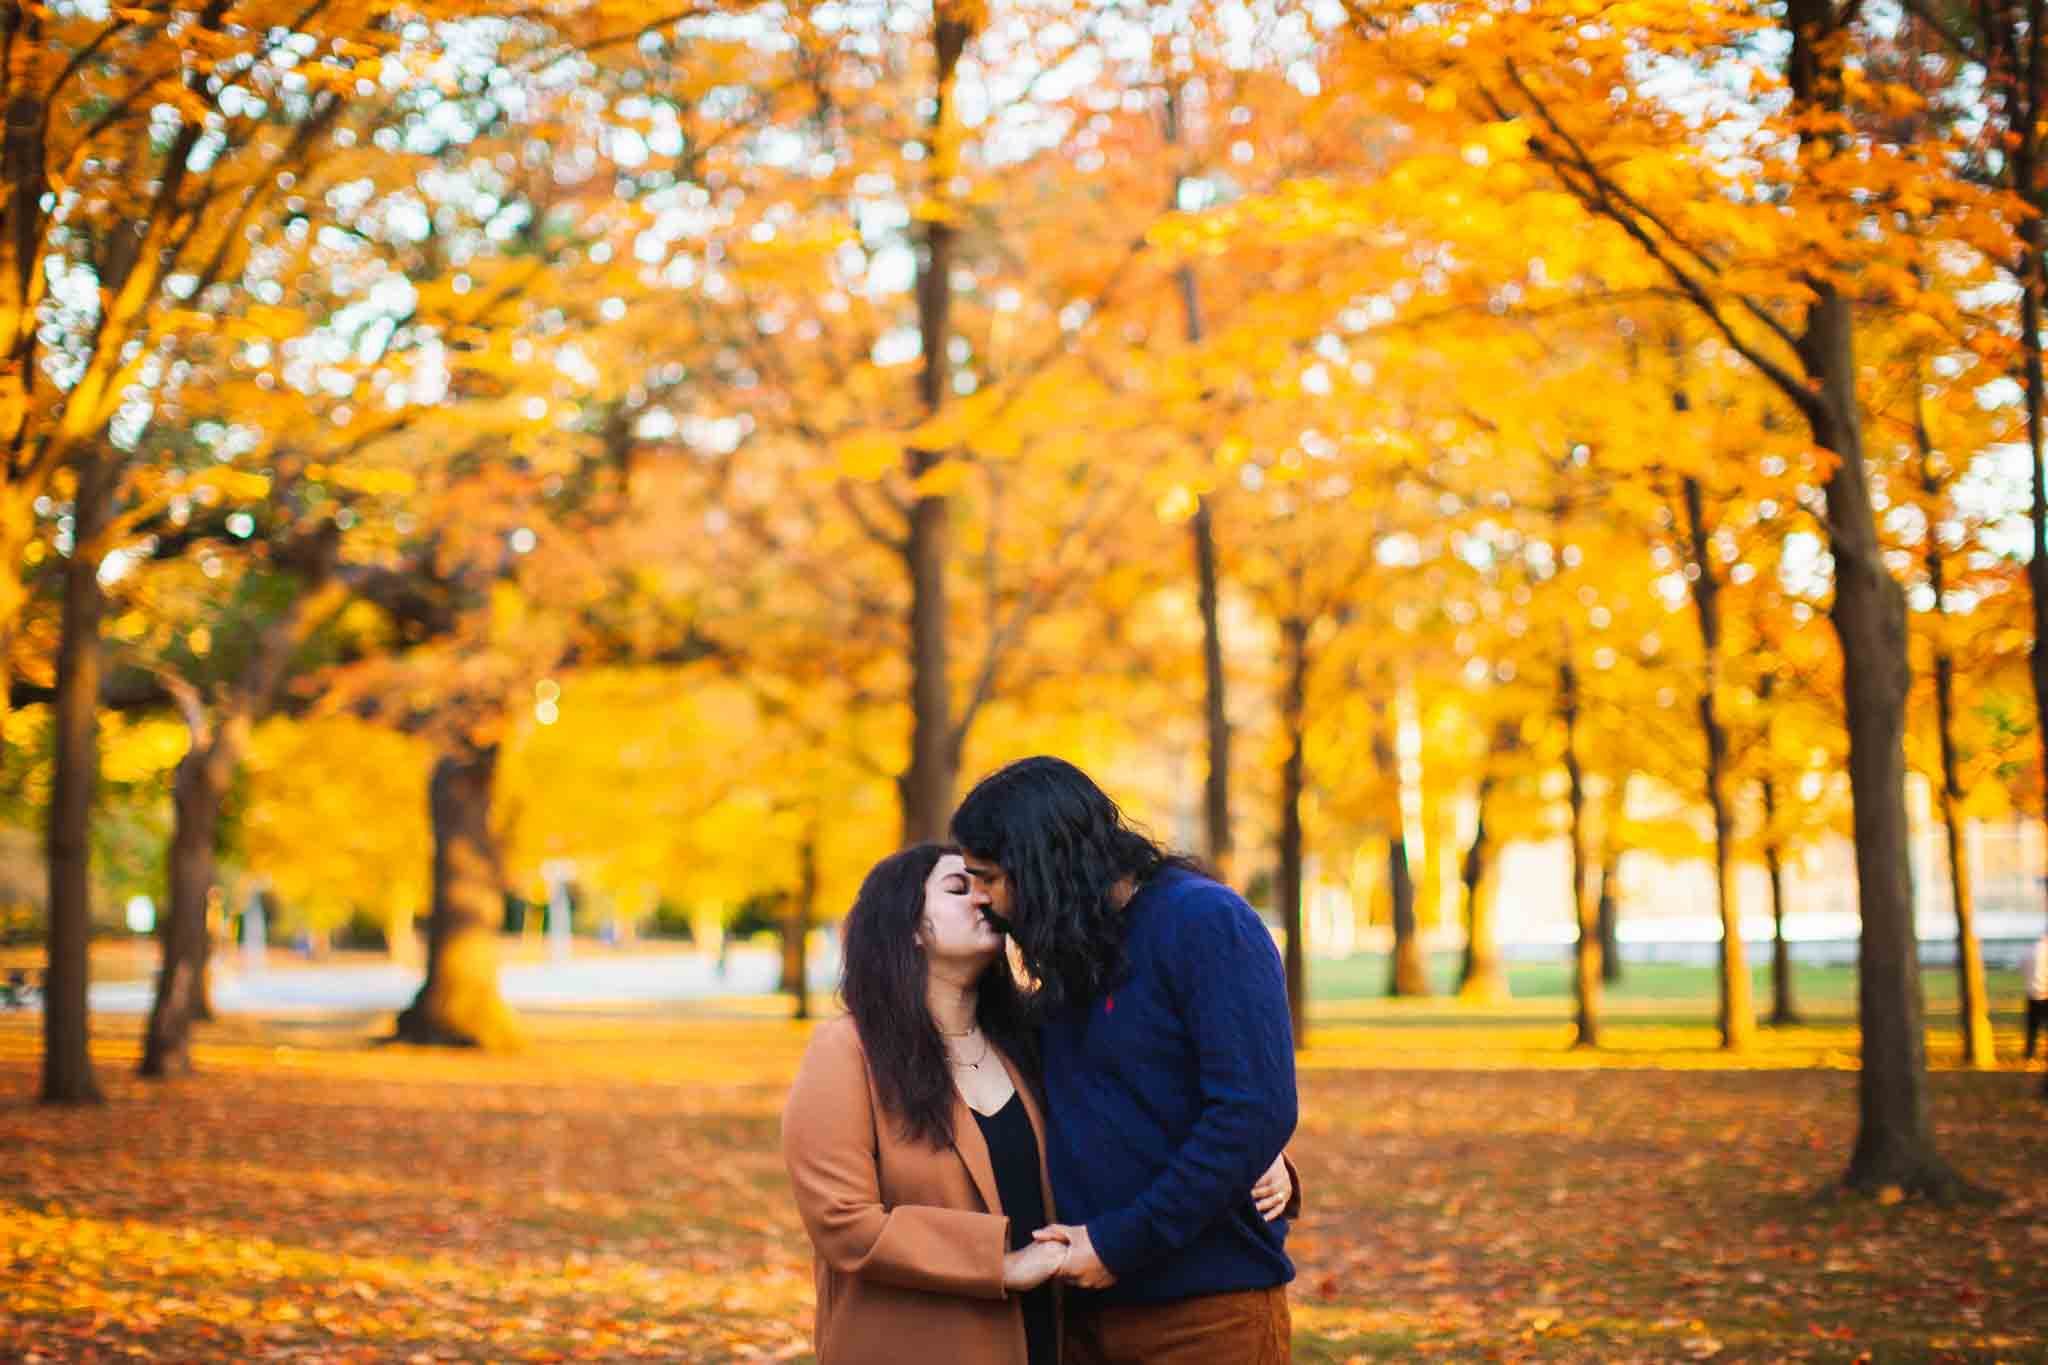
top-left (781, 1016), bottom-right (1057, 1365)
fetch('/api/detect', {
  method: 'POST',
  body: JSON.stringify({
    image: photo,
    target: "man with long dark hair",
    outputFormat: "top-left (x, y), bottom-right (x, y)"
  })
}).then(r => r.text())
top-left (952, 756), bottom-right (1298, 1364)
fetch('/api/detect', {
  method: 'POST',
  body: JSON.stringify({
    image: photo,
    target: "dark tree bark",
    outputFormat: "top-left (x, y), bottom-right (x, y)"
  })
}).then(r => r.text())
top-left (1780, 0), bottom-right (1974, 1205)
top-left (393, 745), bottom-right (518, 1048)
top-left (1560, 657), bottom-right (1600, 1049)
top-left (1164, 84), bottom-right (1234, 883)
top-left (1376, 702), bottom-right (1428, 997)
top-left (898, 8), bottom-right (975, 844)
top-left (1756, 675), bottom-right (1800, 1026)
top-left (142, 523), bottom-right (337, 1077)
top-left (41, 450), bottom-right (111, 1105)
top-left (1277, 614), bottom-right (1309, 1047)
top-left (1194, 500), bottom-right (1231, 879)
top-left (1764, 815), bottom-right (1798, 1026)
top-left (1457, 725), bottom-right (1511, 1002)
top-left (1681, 475), bottom-right (1754, 1048)
top-left (140, 751), bottom-right (224, 1077)
top-left (1917, 432), bottom-right (1996, 1069)
top-left (781, 823), bottom-right (818, 1021)
top-left (1597, 849), bottom-right (1623, 986)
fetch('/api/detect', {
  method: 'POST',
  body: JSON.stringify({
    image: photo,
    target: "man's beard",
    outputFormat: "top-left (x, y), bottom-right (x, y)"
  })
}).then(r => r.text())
top-left (979, 906), bottom-right (1014, 935)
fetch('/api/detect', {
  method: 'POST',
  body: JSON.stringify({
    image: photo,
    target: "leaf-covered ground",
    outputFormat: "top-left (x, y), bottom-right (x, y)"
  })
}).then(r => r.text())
top-left (2, 962), bottom-right (2044, 1362)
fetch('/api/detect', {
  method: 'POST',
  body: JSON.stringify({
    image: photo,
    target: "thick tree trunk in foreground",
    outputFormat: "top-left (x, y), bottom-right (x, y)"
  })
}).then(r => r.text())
top-left (42, 453), bottom-right (110, 1105)
top-left (394, 747), bottom-right (518, 1049)
top-left (1277, 616), bottom-right (1308, 1047)
top-left (1561, 657), bottom-right (1600, 1049)
top-left (1777, 0), bottom-right (1975, 1202)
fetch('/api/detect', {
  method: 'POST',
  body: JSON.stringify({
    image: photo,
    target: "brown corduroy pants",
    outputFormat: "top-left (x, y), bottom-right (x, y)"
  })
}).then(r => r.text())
top-left (1064, 1286), bottom-right (1291, 1365)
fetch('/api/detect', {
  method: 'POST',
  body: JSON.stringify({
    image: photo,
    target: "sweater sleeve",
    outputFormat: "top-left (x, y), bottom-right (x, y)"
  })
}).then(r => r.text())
top-left (781, 1021), bottom-right (1011, 1299)
top-left (1085, 888), bottom-right (1299, 1275)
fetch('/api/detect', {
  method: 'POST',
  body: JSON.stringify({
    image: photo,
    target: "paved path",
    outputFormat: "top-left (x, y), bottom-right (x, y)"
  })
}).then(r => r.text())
top-left (84, 946), bottom-right (841, 1015)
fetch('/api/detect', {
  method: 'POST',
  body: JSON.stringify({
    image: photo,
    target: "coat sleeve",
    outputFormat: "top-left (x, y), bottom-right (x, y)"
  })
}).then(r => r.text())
top-left (782, 1021), bottom-right (1010, 1300)
top-left (1281, 1152), bottom-right (1303, 1221)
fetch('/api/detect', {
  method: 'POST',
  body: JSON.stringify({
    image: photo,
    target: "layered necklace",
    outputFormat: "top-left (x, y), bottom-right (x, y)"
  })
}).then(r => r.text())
top-left (941, 1023), bottom-right (991, 1071)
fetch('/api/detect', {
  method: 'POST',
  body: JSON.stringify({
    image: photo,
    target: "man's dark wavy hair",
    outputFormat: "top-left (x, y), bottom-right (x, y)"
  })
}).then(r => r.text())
top-left (840, 842), bottom-right (1032, 1148)
top-left (950, 756), bottom-right (1195, 1012)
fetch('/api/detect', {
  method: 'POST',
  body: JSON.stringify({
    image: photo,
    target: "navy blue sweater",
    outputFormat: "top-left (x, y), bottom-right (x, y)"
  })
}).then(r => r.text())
top-left (1039, 867), bottom-right (1298, 1305)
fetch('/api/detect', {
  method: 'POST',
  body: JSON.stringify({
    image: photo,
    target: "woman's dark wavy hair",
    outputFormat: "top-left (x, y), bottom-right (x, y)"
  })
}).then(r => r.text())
top-left (950, 756), bottom-right (1195, 1013)
top-left (839, 842), bottom-right (1033, 1148)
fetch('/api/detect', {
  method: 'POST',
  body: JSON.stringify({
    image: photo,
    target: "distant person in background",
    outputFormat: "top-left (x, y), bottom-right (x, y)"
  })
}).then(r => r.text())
top-left (2025, 926), bottom-right (2048, 1065)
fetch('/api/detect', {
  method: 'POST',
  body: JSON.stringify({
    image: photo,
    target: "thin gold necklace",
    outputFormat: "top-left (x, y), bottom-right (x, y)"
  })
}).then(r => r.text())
top-left (948, 1034), bottom-right (992, 1070)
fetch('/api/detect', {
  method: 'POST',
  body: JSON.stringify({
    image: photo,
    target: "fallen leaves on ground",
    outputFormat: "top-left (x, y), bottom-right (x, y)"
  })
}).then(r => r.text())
top-left (1, 1005), bottom-right (2042, 1363)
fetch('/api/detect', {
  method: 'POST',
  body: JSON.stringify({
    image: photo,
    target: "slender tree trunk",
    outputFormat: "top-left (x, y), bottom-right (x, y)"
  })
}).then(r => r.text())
top-left (1919, 416), bottom-right (1996, 1070)
top-left (1376, 701), bottom-right (1428, 996)
top-left (1763, 782), bottom-right (1800, 1026)
top-left (1681, 475), bottom-right (1755, 1048)
top-left (42, 451), bottom-right (110, 1104)
top-left (1757, 674), bottom-right (1800, 1026)
top-left (1193, 501), bottom-right (1231, 878)
top-left (1597, 848), bottom-right (1623, 985)
top-left (140, 522), bottom-right (334, 1070)
top-left (899, 8), bottom-right (975, 844)
top-left (2010, 0), bottom-right (2048, 941)
top-left (1458, 761), bottom-right (1510, 1003)
top-left (394, 746), bottom-right (518, 1048)
top-left (1561, 657), bottom-right (1600, 1049)
top-left (1277, 615), bottom-right (1308, 1046)
top-left (1164, 85), bottom-right (1234, 882)
top-left (786, 823), bottom-right (818, 1021)
top-left (1931, 722), bottom-right (1993, 1069)
top-left (141, 748), bottom-right (223, 1077)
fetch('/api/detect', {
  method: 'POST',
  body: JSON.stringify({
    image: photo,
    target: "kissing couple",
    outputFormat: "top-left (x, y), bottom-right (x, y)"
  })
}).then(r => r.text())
top-left (783, 756), bottom-right (1300, 1364)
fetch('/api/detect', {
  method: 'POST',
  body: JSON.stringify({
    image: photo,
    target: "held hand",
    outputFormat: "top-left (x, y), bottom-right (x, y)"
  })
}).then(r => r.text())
top-left (1252, 1151), bottom-right (1293, 1221)
top-left (1002, 1238), bottom-right (1068, 1293)
top-left (1032, 1223), bottom-right (1116, 1289)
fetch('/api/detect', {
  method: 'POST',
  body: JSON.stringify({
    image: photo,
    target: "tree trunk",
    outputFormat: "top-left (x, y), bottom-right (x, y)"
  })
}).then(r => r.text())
top-left (1597, 848), bottom-right (1623, 985)
top-left (1932, 651), bottom-right (1996, 1068)
top-left (1781, 0), bottom-right (1969, 1202)
top-left (141, 747), bottom-right (223, 1077)
top-left (1193, 503), bottom-right (1231, 879)
top-left (1763, 798), bottom-right (1799, 1026)
top-left (898, 8), bottom-right (974, 844)
top-left (1682, 475), bottom-right (1754, 1048)
top-left (1561, 657), bottom-right (1600, 1049)
top-left (1277, 615), bottom-right (1308, 1047)
top-left (393, 746), bottom-right (518, 1049)
top-left (41, 451), bottom-right (110, 1105)
top-left (1376, 702), bottom-right (1428, 996)
top-left (1459, 725), bottom-right (1512, 1001)
top-left (2012, 0), bottom-right (2048, 945)
top-left (1758, 677), bottom-right (1800, 1026)
top-left (1163, 87), bottom-right (1234, 883)
top-left (1919, 421), bottom-right (1996, 1070)
top-left (783, 824), bottom-right (818, 1021)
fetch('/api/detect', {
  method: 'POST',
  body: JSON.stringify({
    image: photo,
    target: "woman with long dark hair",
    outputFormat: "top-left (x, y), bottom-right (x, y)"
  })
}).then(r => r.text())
top-left (782, 843), bottom-right (1291, 1365)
